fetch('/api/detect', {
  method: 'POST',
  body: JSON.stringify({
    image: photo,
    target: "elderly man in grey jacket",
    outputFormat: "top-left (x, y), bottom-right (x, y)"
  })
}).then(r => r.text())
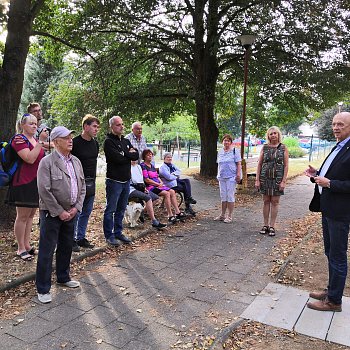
top-left (36, 126), bottom-right (86, 304)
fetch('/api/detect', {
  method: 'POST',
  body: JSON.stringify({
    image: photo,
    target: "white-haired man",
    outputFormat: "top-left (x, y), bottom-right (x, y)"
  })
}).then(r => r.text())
top-left (36, 126), bottom-right (86, 303)
top-left (125, 121), bottom-right (147, 163)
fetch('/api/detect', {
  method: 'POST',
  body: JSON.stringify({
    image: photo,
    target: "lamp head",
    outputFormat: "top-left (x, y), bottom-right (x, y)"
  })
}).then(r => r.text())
top-left (237, 34), bottom-right (257, 49)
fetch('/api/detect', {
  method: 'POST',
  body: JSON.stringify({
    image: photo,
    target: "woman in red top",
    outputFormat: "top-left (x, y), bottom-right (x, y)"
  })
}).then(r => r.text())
top-left (6, 114), bottom-right (45, 261)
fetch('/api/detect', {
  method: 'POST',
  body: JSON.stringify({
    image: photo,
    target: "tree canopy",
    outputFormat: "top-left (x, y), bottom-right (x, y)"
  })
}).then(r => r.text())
top-left (30, 0), bottom-right (350, 175)
top-left (1, 0), bottom-right (350, 176)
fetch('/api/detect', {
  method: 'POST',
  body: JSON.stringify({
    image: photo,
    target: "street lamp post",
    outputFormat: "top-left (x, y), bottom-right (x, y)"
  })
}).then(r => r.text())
top-left (237, 34), bottom-right (256, 187)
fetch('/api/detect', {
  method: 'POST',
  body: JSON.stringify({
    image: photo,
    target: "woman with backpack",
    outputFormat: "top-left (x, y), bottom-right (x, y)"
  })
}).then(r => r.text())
top-left (215, 134), bottom-right (242, 223)
top-left (6, 113), bottom-right (45, 261)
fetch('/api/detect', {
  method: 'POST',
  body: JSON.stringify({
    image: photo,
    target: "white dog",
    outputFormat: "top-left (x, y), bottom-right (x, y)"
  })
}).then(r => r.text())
top-left (123, 202), bottom-right (144, 228)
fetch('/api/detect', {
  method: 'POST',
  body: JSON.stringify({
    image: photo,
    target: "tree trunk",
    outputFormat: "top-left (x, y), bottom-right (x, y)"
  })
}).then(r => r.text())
top-left (0, 0), bottom-right (43, 226)
top-left (0, 0), bottom-right (35, 140)
top-left (196, 96), bottom-right (219, 177)
top-left (194, 61), bottom-right (219, 177)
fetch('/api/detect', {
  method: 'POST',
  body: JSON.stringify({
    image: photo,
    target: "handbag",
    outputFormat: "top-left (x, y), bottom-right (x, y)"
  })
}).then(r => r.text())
top-left (309, 185), bottom-right (321, 212)
top-left (85, 177), bottom-right (96, 197)
top-left (132, 183), bottom-right (146, 192)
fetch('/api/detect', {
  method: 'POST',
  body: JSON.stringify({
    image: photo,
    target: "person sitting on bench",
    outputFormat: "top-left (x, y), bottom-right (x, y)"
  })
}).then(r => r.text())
top-left (129, 161), bottom-right (166, 229)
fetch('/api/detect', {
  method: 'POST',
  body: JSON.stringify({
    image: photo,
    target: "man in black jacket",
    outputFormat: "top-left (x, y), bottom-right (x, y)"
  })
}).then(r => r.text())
top-left (306, 112), bottom-right (350, 312)
top-left (103, 116), bottom-right (139, 246)
top-left (71, 114), bottom-right (100, 251)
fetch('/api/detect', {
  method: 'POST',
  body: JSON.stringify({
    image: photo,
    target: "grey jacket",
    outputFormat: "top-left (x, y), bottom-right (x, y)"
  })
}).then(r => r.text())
top-left (37, 150), bottom-right (86, 217)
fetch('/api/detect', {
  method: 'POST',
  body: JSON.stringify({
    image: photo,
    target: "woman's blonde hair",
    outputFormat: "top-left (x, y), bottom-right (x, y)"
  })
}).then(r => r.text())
top-left (16, 113), bottom-right (37, 133)
top-left (265, 126), bottom-right (282, 144)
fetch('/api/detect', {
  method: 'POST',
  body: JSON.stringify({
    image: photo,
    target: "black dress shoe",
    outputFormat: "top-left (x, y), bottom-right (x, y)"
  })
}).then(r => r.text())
top-left (185, 207), bottom-right (196, 216)
top-left (72, 241), bottom-right (80, 252)
top-left (115, 234), bottom-right (132, 244)
top-left (77, 238), bottom-right (94, 249)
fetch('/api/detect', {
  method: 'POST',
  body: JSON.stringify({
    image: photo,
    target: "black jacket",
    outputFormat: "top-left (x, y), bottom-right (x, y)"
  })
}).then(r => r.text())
top-left (311, 139), bottom-right (350, 222)
top-left (104, 133), bottom-right (139, 181)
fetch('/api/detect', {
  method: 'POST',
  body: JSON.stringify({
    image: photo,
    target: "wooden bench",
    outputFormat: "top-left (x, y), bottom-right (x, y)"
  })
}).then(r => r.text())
top-left (180, 152), bottom-right (200, 161)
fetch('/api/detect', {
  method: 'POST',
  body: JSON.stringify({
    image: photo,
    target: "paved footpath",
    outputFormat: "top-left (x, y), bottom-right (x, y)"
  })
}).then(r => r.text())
top-left (1, 176), bottom-right (316, 350)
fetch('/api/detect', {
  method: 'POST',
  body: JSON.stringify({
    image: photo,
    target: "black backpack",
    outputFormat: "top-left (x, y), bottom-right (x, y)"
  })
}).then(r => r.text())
top-left (0, 134), bottom-right (29, 187)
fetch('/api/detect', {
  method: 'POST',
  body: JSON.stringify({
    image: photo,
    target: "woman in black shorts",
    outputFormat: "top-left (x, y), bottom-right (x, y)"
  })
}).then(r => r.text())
top-left (140, 149), bottom-right (185, 224)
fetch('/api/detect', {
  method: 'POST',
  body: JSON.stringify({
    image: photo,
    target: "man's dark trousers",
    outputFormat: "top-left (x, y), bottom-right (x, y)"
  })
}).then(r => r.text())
top-left (322, 215), bottom-right (350, 305)
top-left (36, 210), bottom-right (75, 294)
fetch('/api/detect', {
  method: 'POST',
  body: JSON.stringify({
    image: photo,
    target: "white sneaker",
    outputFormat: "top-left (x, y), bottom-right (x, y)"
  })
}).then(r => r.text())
top-left (57, 280), bottom-right (80, 288)
top-left (38, 293), bottom-right (52, 304)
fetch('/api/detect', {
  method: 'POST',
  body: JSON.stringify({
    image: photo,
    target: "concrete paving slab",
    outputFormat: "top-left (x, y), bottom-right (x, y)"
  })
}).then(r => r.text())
top-left (28, 335), bottom-right (76, 350)
top-left (49, 317), bottom-right (100, 344)
top-left (240, 283), bottom-right (287, 322)
top-left (39, 303), bottom-right (85, 325)
top-left (96, 320), bottom-right (144, 348)
top-left (263, 285), bottom-right (309, 330)
top-left (294, 297), bottom-right (333, 339)
top-left (241, 282), bottom-right (350, 347)
top-left (327, 297), bottom-right (350, 346)
top-left (6, 315), bottom-right (60, 343)
top-left (82, 305), bottom-right (121, 329)
top-left (1, 333), bottom-right (27, 350)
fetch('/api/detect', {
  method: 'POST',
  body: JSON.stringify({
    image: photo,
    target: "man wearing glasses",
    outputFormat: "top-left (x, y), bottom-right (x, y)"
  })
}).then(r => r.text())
top-left (27, 102), bottom-right (52, 153)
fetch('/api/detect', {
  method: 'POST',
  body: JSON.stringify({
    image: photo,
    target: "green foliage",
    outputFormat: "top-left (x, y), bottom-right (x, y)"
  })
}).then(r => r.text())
top-left (283, 137), bottom-right (301, 148)
top-left (34, 0), bottom-right (350, 126)
top-left (288, 147), bottom-right (306, 158)
top-left (48, 78), bottom-right (88, 130)
top-left (142, 113), bottom-right (200, 143)
top-left (283, 137), bottom-right (306, 158)
top-left (20, 51), bottom-right (63, 116)
top-left (317, 99), bottom-right (350, 141)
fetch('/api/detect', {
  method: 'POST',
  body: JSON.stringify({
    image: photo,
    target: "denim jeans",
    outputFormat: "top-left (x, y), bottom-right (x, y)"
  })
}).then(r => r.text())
top-left (103, 179), bottom-right (130, 240)
top-left (322, 215), bottom-right (350, 304)
top-left (74, 194), bottom-right (95, 241)
top-left (36, 210), bottom-right (75, 294)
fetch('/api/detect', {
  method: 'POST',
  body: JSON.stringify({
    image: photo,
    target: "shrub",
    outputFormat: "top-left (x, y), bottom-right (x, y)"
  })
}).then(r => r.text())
top-left (283, 137), bottom-right (305, 158)
top-left (283, 136), bottom-right (300, 147)
top-left (288, 146), bottom-right (306, 158)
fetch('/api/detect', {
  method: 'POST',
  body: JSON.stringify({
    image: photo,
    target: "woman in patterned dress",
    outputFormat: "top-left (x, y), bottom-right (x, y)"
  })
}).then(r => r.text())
top-left (255, 126), bottom-right (289, 236)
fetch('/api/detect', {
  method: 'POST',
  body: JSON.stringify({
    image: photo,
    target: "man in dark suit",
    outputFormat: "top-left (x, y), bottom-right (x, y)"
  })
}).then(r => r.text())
top-left (305, 112), bottom-right (350, 312)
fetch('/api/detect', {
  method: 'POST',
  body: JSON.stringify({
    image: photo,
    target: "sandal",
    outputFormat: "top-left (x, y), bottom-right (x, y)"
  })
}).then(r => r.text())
top-left (168, 216), bottom-right (178, 224)
top-left (224, 217), bottom-right (232, 223)
top-left (259, 225), bottom-right (269, 235)
top-left (176, 212), bottom-right (186, 221)
top-left (17, 251), bottom-right (33, 261)
top-left (27, 247), bottom-right (37, 256)
top-left (268, 227), bottom-right (276, 236)
top-left (214, 215), bottom-right (225, 221)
